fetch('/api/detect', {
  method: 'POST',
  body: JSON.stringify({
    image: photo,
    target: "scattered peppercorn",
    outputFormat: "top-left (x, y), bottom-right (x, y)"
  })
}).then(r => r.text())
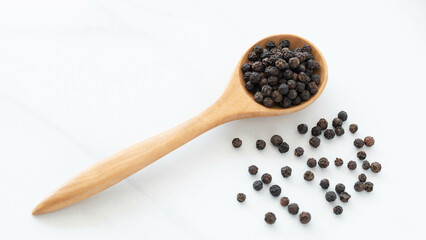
top-left (364, 136), bottom-right (375, 147)
top-left (354, 181), bottom-right (365, 192)
top-left (256, 139), bottom-right (266, 150)
top-left (271, 135), bottom-right (283, 146)
top-left (232, 138), bottom-right (242, 148)
top-left (253, 180), bottom-right (263, 191)
top-left (278, 142), bottom-right (289, 153)
top-left (339, 192), bottom-right (351, 202)
top-left (288, 203), bottom-right (299, 215)
top-left (347, 160), bottom-right (357, 170)
top-left (324, 129), bottom-right (336, 139)
top-left (357, 151), bottom-right (367, 160)
top-left (299, 212), bottom-right (311, 224)
top-left (325, 191), bottom-right (337, 202)
top-left (320, 178), bottom-right (330, 189)
top-left (294, 147), bottom-right (304, 157)
top-left (317, 118), bottom-right (328, 130)
top-left (264, 212), bottom-right (276, 224)
top-left (261, 173), bottom-right (272, 184)
top-left (335, 127), bottom-right (345, 136)
top-left (269, 185), bottom-right (282, 197)
top-left (297, 124), bottom-right (308, 134)
top-left (248, 165), bottom-right (258, 175)
top-left (358, 173), bottom-right (367, 182)
top-left (333, 206), bottom-right (343, 215)
top-left (281, 166), bottom-right (292, 178)
top-left (370, 162), bottom-right (382, 173)
top-left (338, 111), bottom-right (348, 121)
top-left (364, 182), bottom-right (374, 192)
top-left (311, 126), bottom-right (322, 136)
top-left (307, 158), bottom-right (317, 168)
top-left (304, 171), bottom-right (315, 181)
top-left (335, 158), bottom-right (343, 167)
top-left (349, 124), bottom-right (358, 133)
top-left (280, 197), bottom-right (290, 206)
top-left (335, 183), bottom-right (346, 194)
top-left (332, 118), bottom-right (343, 128)
top-left (309, 137), bottom-right (321, 148)
top-left (354, 138), bottom-right (364, 148)
top-left (362, 160), bottom-right (370, 170)
top-left (318, 157), bottom-right (330, 168)
top-left (237, 193), bottom-right (246, 202)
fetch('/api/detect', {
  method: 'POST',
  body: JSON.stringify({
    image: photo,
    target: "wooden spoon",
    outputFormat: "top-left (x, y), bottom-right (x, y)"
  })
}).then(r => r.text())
top-left (33, 34), bottom-right (328, 215)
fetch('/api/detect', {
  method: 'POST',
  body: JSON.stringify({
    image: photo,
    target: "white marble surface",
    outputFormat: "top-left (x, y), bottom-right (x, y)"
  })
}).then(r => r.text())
top-left (1, 0), bottom-right (426, 239)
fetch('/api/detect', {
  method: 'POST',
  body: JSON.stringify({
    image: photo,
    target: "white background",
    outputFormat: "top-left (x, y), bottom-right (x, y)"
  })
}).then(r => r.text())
top-left (1, 0), bottom-right (426, 239)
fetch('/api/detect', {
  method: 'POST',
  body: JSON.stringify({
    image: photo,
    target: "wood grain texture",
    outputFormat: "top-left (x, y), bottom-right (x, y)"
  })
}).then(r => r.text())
top-left (32, 34), bottom-right (328, 215)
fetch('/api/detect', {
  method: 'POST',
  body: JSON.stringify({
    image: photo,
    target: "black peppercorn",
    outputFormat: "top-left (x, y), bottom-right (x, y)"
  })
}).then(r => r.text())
top-left (318, 157), bottom-right (329, 168)
top-left (265, 66), bottom-right (280, 76)
top-left (307, 158), bottom-right (317, 168)
top-left (253, 92), bottom-right (263, 103)
top-left (261, 85), bottom-right (273, 96)
top-left (294, 147), bottom-right (304, 157)
top-left (253, 180), bottom-right (263, 191)
top-left (333, 206), bottom-right (343, 215)
top-left (270, 135), bottom-right (283, 146)
top-left (275, 59), bottom-right (289, 70)
top-left (278, 83), bottom-right (289, 95)
top-left (251, 61), bottom-right (264, 72)
top-left (291, 97), bottom-right (301, 105)
top-left (364, 136), bottom-right (375, 147)
top-left (287, 80), bottom-right (296, 89)
top-left (288, 57), bottom-right (300, 69)
top-left (301, 44), bottom-right (312, 53)
top-left (280, 40), bottom-right (290, 48)
top-left (297, 63), bottom-right (306, 73)
top-left (362, 160), bottom-right (370, 170)
top-left (232, 138), bottom-right (242, 148)
top-left (263, 97), bottom-right (274, 108)
top-left (269, 185), bottom-right (281, 197)
top-left (280, 197), bottom-right (290, 206)
top-left (354, 181), bottom-right (365, 192)
top-left (370, 162), bottom-right (382, 173)
top-left (357, 151), bottom-right (367, 160)
top-left (319, 178), bottom-right (330, 189)
top-left (324, 129), bottom-right (335, 139)
top-left (261, 173), bottom-right (272, 184)
top-left (304, 171), bottom-right (315, 181)
top-left (256, 139), bottom-right (266, 150)
top-left (335, 158), bottom-right (343, 167)
top-left (265, 212), bottom-right (276, 224)
top-left (268, 76), bottom-right (279, 86)
top-left (311, 126), bottom-right (322, 136)
top-left (358, 173), bottom-right (367, 182)
top-left (335, 183), bottom-right (345, 194)
top-left (237, 193), bottom-right (246, 202)
top-left (278, 142), bottom-right (290, 153)
top-left (248, 165), bottom-right (258, 175)
top-left (309, 137), bottom-right (321, 148)
top-left (349, 124), bottom-right (358, 133)
top-left (287, 89), bottom-right (298, 100)
top-left (241, 63), bottom-right (251, 72)
top-left (307, 82), bottom-right (318, 95)
top-left (300, 90), bottom-right (310, 101)
top-left (297, 72), bottom-right (309, 83)
top-left (338, 111), bottom-right (348, 121)
top-left (254, 44), bottom-right (263, 54)
top-left (259, 78), bottom-right (268, 86)
top-left (266, 41), bottom-right (276, 50)
top-left (245, 81), bottom-right (255, 92)
top-left (271, 90), bottom-right (283, 103)
top-left (281, 166), bottom-right (292, 178)
top-left (348, 160), bottom-right (357, 170)
top-left (297, 124), bottom-right (308, 134)
top-left (332, 118), bottom-right (343, 128)
top-left (365, 182), bottom-right (374, 192)
top-left (248, 51), bottom-right (258, 61)
top-left (317, 118), bottom-right (328, 130)
top-left (306, 59), bottom-right (319, 70)
top-left (299, 212), bottom-right (311, 224)
top-left (354, 138), bottom-right (364, 148)
top-left (311, 74), bottom-right (320, 84)
top-left (288, 203), bottom-right (299, 215)
top-left (339, 192), bottom-right (351, 202)
top-left (335, 127), bottom-right (345, 136)
top-left (325, 191), bottom-right (337, 202)
top-left (280, 98), bottom-right (292, 108)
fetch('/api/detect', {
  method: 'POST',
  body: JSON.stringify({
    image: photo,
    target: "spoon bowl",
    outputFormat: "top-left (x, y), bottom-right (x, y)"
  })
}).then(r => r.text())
top-left (33, 34), bottom-right (328, 215)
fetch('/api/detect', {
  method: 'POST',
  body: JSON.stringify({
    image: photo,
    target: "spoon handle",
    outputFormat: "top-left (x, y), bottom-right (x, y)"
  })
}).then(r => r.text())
top-left (32, 99), bottom-right (235, 215)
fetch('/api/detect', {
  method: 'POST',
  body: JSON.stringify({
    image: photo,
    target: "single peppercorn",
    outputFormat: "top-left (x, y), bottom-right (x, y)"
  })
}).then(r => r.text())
top-left (338, 111), bottom-right (348, 121)
top-left (256, 139), bottom-right (266, 150)
top-left (348, 160), bottom-right (357, 170)
top-left (248, 165), bottom-right (258, 175)
top-left (278, 142), bottom-right (290, 153)
top-left (335, 127), bottom-right (345, 136)
top-left (317, 118), bottom-right (328, 130)
top-left (263, 97), bottom-right (274, 108)
top-left (280, 40), bottom-right (290, 48)
top-left (335, 158), bottom-right (343, 167)
top-left (264, 212), bottom-right (276, 224)
top-left (253, 180), bottom-right (263, 191)
top-left (297, 124), bottom-right (308, 134)
top-left (318, 157), bottom-right (330, 168)
top-left (362, 160), bottom-right (370, 170)
top-left (280, 197), bottom-right (290, 207)
top-left (270, 135), bottom-right (283, 146)
top-left (232, 138), bottom-right (242, 148)
top-left (261, 173), bottom-right (272, 184)
top-left (309, 137), bottom-right (321, 148)
top-left (354, 181), bottom-right (365, 192)
top-left (370, 162), bottom-right (382, 173)
top-left (294, 147), bottom-right (304, 157)
top-left (335, 183), bottom-right (346, 194)
top-left (357, 151), bottom-right (367, 160)
top-left (311, 74), bottom-right (320, 84)
top-left (269, 185), bottom-right (281, 197)
top-left (304, 171), bottom-right (315, 181)
top-left (325, 191), bottom-right (337, 202)
top-left (281, 166), bottom-right (292, 178)
top-left (241, 63), bottom-right (251, 72)
top-left (365, 182), bottom-right (374, 192)
top-left (339, 192), bottom-right (351, 202)
top-left (333, 206), bottom-right (343, 215)
top-left (299, 212), bottom-right (311, 224)
top-left (288, 57), bottom-right (300, 69)
top-left (354, 138), bottom-right (365, 148)
top-left (358, 173), bottom-right (367, 182)
top-left (254, 44), bottom-right (263, 54)
top-left (349, 124), bottom-right (358, 133)
top-left (266, 41), bottom-right (276, 49)
top-left (319, 178), bottom-right (330, 189)
top-left (324, 129), bottom-right (336, 139)
top-left (311, 126), bottom-right (322, 136)
top-left (332, 118), bottom-right (343, 128)
top-left (253, 92), bottom-right (263, 103)
top-left (307, 158), bottom-right (317, 168)
top-left (271, 90), bottom-right (283, 103)
top-left (252, 61), bottom-right (264, 72)
top-left (364, 136), bottom-right (375, 147)
top-left (278, 83), bottom-right (289, 95)
top-left (288, 203), bottom-right (299, 215)
top-left (237, 193), bottom-right (246, 202)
